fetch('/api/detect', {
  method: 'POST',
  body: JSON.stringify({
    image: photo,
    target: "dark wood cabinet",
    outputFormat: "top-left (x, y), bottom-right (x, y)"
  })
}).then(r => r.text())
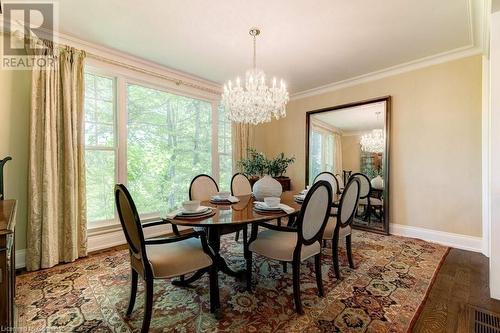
top-left (0, 200), bottom-right (16, 330)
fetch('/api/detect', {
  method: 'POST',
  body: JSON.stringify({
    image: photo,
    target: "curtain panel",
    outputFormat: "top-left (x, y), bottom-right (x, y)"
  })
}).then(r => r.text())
top-left (27, 42), bottom-right (87, 271)
top-left (232, 123), bottom-right (254, 172)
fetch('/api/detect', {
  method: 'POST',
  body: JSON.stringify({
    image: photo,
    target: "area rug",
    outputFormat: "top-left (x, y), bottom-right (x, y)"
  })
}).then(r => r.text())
top-left (16, 231), bottom-right (448, 332)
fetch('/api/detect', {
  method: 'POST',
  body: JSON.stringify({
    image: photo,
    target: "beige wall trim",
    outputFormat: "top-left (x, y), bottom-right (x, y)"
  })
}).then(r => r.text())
top-left (291, 46), bottom-right (482, 100)
top-left (390, 224), bottom-right (483, 253)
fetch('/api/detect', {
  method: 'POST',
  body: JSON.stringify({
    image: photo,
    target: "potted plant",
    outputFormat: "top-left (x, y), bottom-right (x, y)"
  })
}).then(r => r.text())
top-left (237, 149), bottom-right (267, 186)
top-left (267, 152), bottom-right (295, 191)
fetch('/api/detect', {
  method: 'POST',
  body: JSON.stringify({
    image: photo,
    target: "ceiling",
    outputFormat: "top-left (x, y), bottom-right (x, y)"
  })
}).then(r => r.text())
top-left (312, 102), bottom-right (385, 133)
top-left (57, 0), bottom-right (474, 94)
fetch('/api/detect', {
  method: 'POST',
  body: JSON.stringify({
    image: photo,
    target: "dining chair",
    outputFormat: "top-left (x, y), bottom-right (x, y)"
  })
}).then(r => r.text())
top-left (322, 177), bottom-right (361, 279)
top-left (190, 174), bottom-right (245, 240)
top-left (231, 173), bottom-right (252, 242)
top-left (334, 173), bottom-right (344, 193)
top-left (0, 156), bottom-right (12, 200)
top-left (313, 171), bottom-right (340, 211)
top-left (245, 180), bottom-right (333, 314)
top-left (351, 172), bottom-right (373, 221)
top-left (115, 184), bottom-right (219, 332)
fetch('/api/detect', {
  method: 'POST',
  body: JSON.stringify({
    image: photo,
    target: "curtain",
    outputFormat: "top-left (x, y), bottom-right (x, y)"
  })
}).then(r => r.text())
top-left (27, 42), bottom-right (87, 271)
top-left (333, 132), bottom-right (343, 176)
top-left (232, 123), bottom-right (254, 172)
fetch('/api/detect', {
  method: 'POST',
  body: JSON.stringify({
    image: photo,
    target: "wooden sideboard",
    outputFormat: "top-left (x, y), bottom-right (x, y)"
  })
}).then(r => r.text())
top-left (0, 200), bottom-right (16, 330)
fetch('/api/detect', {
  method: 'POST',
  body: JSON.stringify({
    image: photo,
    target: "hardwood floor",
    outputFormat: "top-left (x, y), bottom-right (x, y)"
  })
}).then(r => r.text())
top-left (413, 248), bottom-right (500, 332)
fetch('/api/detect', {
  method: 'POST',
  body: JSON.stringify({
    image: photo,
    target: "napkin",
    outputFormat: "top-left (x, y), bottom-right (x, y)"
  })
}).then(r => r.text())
top-left (165, 210), bottom-right (182, 219)
top-left (278, 204), bottom-right (295, 214)
top-left (212, 195), bottom-right (240, 203)
top-left (294, 194), bottom-right (305, 201)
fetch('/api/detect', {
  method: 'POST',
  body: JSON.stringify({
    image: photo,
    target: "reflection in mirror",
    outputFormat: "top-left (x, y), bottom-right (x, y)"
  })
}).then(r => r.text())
top-left (306, 97), bottom-right (390, 234)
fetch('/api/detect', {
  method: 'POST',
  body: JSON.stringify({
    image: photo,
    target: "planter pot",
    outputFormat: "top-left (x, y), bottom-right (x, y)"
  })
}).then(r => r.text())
top-left (253, 175), bottom-right (283, 200)
top-left (273, 176), bottom-right (291, 191)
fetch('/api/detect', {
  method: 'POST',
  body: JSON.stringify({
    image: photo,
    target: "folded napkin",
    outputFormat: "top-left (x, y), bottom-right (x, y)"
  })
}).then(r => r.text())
top-left (212, 195), bottom-right (240, 203)
top-left (165, 209), bottom-right (182, 219)
top-left (279, 204), bottom-right (295, 214)
top-left (294, 194), bottom-right (305, 201)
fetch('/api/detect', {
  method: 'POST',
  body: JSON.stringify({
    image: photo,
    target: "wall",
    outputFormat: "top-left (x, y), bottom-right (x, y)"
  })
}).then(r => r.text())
top-left (254, 55), bottom-right (482, 237)
top-left (341, 134), bottom-right (361, 173)
top-left (0, 68), bottom-right (31, 251)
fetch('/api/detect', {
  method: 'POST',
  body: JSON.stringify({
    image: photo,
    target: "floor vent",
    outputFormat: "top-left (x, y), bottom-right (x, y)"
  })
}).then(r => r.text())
top-left (469, 305), bottom-right (500, 333)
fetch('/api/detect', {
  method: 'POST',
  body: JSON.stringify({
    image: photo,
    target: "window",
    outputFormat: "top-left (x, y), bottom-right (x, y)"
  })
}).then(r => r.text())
top-left (218, 104), bottom-right (232, 191)
top-left (309, 129), bottom-right (335, 184)
top-left (127, 83), bottom-right (212, 215)
top-left (84, 73), bottom-right (116, 222)
top-left (84, 70), bottom-right (232, 225)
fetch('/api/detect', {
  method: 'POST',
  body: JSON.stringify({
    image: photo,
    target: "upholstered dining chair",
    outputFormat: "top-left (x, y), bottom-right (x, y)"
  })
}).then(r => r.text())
top-left (115, 184), bottom-right (219, 332)
top-left (245, 180), bottom-right (333, 314)
top-left (231, 173), bottom-right (252, 242)
top-left (351, 172), bottom-right (376, 220)
top-left (322, 177), bottom-right (361, 279)
top-left (313, 171), bottom-right (340, 209)
top-left (334, 173), bottom-right (344, 193)
top-left (190, 174), bottom-right (245, 240)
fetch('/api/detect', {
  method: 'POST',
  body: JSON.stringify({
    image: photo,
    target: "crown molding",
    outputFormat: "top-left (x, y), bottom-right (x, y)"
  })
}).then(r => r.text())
top-left (290, 45), bottom-right (482, 101)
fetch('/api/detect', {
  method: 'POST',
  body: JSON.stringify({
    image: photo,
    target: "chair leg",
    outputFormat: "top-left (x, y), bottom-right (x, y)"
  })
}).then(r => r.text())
top-left (208, 264), bottom-right (220, 314)
top-left (245, 251), bottom-right (253, 292)
top-left (141, 278), bottom-right (154, 333)
top-left (292, 261), bottom-right (303, 314)
top-left (242, 226), bottom-right (248, 244)
top-left (314, 254), bottom-right (324, 297)
top-left (346, 234), bottom-right (355, 269)
top-left (126, 269), bottom-right (138, 316)
top-left (235, 230), bottom-right (240, 242)
top-left (332, 233), bottom-right (341, 279)
top-left (282, 261), bottom-right (287, 273)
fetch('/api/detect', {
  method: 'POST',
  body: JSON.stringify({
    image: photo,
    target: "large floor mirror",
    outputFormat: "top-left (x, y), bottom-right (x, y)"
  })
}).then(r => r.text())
top-left (306, 96), bottom-right (391, 234)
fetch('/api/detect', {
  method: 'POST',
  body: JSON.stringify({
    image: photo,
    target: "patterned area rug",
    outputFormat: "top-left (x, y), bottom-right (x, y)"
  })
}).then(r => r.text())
top-left (16, 231), bottom-right (448, 332)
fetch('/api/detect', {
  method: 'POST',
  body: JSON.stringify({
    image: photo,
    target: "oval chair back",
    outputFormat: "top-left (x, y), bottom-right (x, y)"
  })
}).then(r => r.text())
top-left (115, 184), bottom-right (150, 275)
top-left (313, 171), bottom-right (338, 202)
top-left (337, 177), bottom-right (361, 228)
top-left (231, 173), bottom-right (252, 196)
top-left (351, 173), bottom-right (370, 199)
top-left (296, 180), bottom-right (333, 245)
top-left (189, 174), bottom-right (219, 201)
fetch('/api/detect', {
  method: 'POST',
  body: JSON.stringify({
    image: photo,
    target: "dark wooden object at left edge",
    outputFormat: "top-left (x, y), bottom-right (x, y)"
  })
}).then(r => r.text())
top-left (0, 199), bottom-right (17, 329)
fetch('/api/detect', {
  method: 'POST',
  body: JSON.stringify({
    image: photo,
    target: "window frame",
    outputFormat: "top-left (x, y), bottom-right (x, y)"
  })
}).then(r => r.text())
top-left (85, 65), bottom-right (230, 229)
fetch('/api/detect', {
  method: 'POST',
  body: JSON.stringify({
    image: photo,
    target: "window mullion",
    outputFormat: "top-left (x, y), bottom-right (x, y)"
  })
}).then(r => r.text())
top-left (211, 101), bottom-right (220, 183)
top-left (116, 77), bottom-right (127, 187)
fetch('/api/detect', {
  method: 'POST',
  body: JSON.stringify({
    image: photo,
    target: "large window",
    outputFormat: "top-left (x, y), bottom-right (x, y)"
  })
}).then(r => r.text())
top-left (84, 71), bottom-right (232, 225)
top-left (84, 73), bottom-right (116, 222)
top-left (309, 129), bottom-right (334, 184)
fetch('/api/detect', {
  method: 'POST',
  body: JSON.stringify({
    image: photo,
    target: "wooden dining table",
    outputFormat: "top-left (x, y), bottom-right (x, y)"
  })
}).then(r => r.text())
top-left (164, 192), bottom-right (302, 283)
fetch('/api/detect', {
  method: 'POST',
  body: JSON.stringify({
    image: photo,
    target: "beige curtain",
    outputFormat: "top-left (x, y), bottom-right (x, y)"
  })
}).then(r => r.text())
top-left (27, 43), bottom-right (87, 271)
top-left (232, 123), bottom-right (254, 172)
top-left (333, 133), bottom-right (343, 176)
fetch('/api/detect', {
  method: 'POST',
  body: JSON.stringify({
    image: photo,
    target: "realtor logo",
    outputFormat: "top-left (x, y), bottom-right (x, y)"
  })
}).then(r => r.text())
top-left (1, 1), bottom-right (58, 70)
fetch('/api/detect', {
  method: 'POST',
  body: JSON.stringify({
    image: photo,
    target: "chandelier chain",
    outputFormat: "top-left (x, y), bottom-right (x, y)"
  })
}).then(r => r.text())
top-left (253, 34), bottom-right (256, 69)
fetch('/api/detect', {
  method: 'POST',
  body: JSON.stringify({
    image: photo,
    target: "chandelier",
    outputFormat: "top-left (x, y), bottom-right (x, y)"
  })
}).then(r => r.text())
top-left (360, 129), bottom-right (385, 153)
top-left (221, 28), bottom-right (289, 125)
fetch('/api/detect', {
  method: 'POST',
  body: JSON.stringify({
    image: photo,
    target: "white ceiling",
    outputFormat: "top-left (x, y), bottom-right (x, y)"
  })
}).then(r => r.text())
top-left (312, 102), bottom-right (385, 133)
top-left (57, 0), bottom-right (474, 93)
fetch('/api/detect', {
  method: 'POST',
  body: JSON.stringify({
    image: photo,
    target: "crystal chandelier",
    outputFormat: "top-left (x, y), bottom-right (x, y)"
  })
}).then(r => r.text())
top-left (221, 28), bottom-right (289, 125)
top-left (360, 129), bottom-right (385, 153)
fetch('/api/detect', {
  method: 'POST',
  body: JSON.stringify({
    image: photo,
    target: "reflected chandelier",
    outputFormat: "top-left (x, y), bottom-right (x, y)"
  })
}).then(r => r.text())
top-left (221, 28), bottom-right (289, 125)
top-left (360, 129), bottom-right (385, 153)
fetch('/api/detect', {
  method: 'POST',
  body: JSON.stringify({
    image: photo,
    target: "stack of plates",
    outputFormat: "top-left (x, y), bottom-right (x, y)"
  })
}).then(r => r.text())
top-left (293, 194), bottom-right (305, 203)
top-left (177, 206), bottom-right (213, 219)
top-left (253, 202), bottom-right (283, 213)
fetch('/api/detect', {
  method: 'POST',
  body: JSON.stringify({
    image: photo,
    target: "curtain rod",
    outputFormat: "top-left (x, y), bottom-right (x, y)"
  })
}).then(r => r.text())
top-left (87, 52), bottom-right (221, 95)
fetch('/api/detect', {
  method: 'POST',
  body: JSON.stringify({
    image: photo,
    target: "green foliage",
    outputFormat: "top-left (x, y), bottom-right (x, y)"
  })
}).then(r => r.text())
top-left (238, 148), bottom-right (295, 178)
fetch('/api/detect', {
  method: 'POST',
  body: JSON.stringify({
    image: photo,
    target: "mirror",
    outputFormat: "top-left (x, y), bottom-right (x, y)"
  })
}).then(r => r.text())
top-left (306, 97), bottom-right (390, 234)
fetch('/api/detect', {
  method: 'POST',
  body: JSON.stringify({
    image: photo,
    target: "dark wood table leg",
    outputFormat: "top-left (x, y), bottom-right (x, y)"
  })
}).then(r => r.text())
top-left (209, 227), bottom-right (246, 279)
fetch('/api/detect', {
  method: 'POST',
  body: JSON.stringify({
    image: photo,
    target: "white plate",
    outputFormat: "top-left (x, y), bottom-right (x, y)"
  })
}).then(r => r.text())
top-left (180, 206), bottom-right (211, 216)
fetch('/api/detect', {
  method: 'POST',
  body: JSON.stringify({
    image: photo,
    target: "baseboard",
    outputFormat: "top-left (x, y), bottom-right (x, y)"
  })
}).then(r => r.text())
top-left (15, 249), bottom-right (26, 269)
top-left (390, 223), bottom-right (483, 252)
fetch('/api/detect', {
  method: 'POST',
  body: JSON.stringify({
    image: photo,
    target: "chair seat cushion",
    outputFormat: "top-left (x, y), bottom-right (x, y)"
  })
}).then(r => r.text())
top-left (323, 217), bottom-right (352, 240)
top-left (146, 238), bottom-right (213, 278)
top-left (359, 197), bottom-right (383, 206)
top-left (249, 229), bottom-right (320, 262)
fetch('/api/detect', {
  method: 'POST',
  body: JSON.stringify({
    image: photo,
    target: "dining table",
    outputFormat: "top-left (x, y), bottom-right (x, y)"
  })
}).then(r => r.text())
top-left (163, 191), bottom-right (302, 284)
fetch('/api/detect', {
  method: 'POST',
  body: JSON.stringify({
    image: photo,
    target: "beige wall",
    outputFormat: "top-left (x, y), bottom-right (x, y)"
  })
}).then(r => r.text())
top-left (341, 134), bottom-right (361, 173)
top-left (0, 68), bottom-right (31, 250)
top-left (255, 55), bottom-right (482, 237)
